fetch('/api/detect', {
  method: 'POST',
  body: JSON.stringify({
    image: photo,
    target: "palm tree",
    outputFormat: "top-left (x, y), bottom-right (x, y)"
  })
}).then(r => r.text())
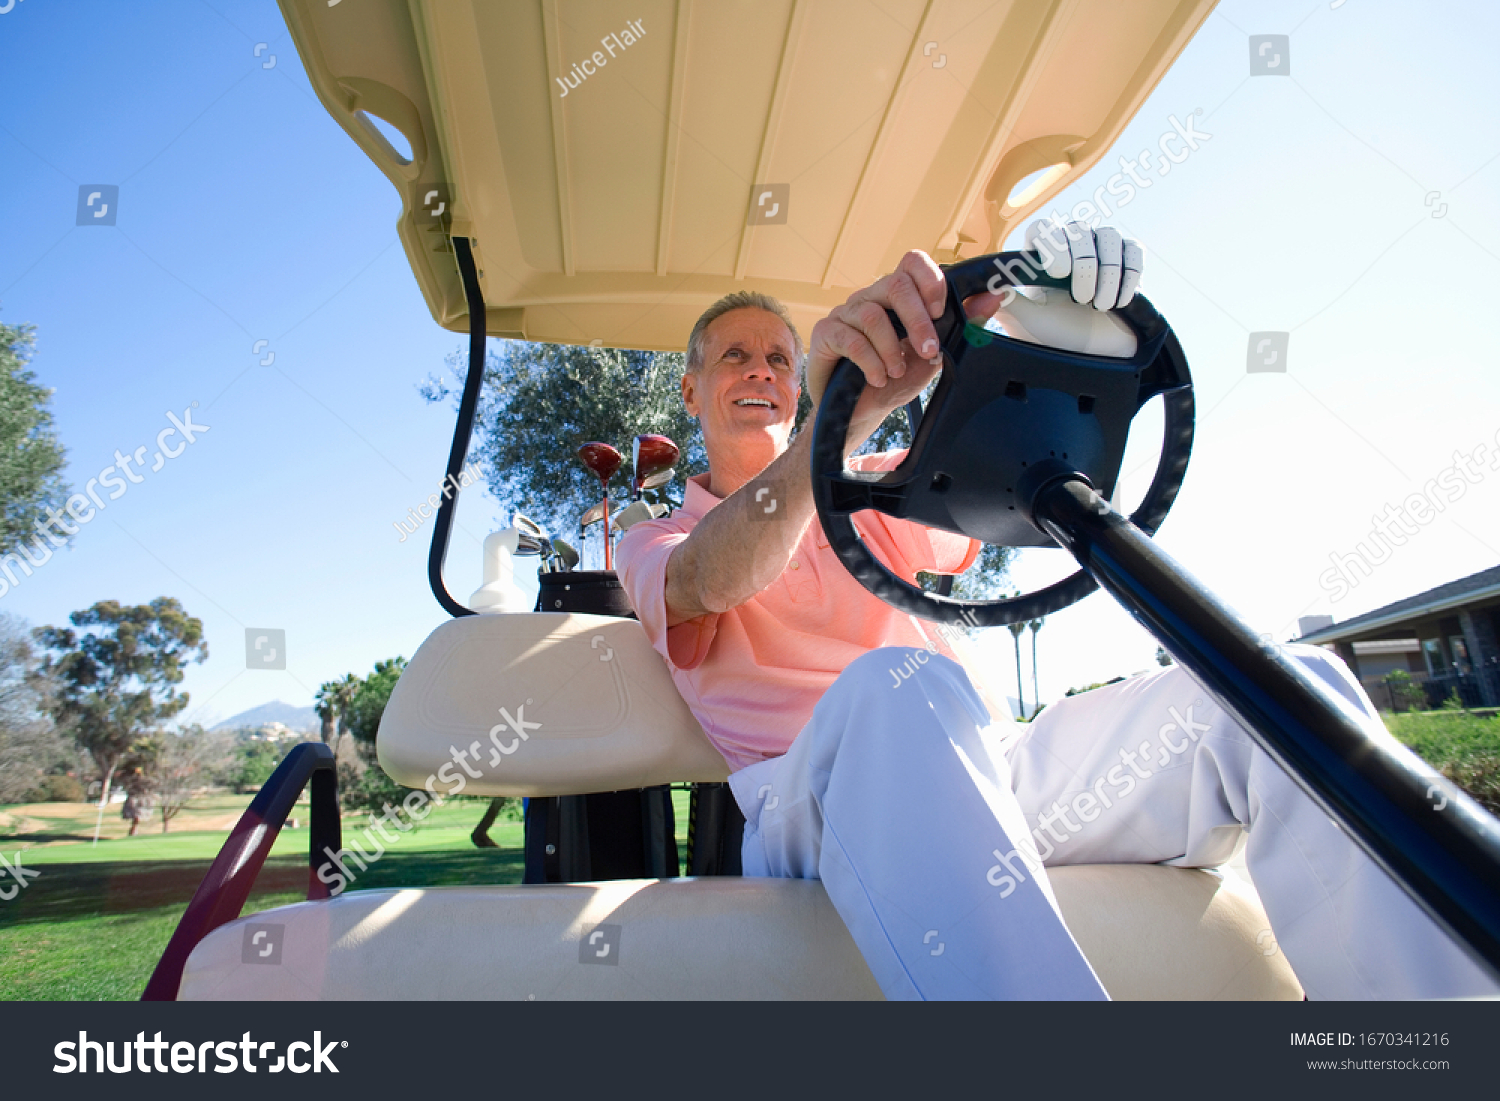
top-left (314, 685), bottom-right (336, 745)
top-left (1007, 619), bottom-right (1026, 720)
top-left (315, 674), bottom-right (361, 748)
top-left (1028, 617), bottom-right (1045, 717)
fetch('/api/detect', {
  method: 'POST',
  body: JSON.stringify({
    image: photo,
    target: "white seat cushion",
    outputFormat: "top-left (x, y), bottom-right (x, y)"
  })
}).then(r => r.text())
top-left (179, 865), bottom-right (1302, 1000)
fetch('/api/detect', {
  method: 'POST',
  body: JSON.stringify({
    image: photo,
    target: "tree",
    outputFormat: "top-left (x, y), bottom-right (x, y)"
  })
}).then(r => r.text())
top-left (223, 738), bottom-right (282, 794)
top-left (424, 341), bottom-right (1014, 594)
top-left (338, 657), bottom-right (410, 815)
top-left (1028, 617), bottom-right (1044, 717)
top-left (32, 598), bottom-right (208, 825)
top-left (469, 795), bottom-right (524, 849)
top-left (1006, 611), bottom-right (1026, 720)
top-left (0, 612), bottom-right (78, 803)
top-left (422, 343), bottom-right (702, 540)
top-left (313, 690), bottom-right (336, 746)
top-left (315, 673), bottom-right (359, 747)
top-left (0, 321), bottom-right (70, 559)
top-left (130, 725), bottom-right (230, 832)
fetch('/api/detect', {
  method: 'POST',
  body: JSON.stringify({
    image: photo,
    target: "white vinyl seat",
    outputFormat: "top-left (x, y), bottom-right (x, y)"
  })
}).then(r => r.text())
top-left (180, 866), bottom-right (1302, 1000)
top-left (178, 614), bottom-right (1303, 1000)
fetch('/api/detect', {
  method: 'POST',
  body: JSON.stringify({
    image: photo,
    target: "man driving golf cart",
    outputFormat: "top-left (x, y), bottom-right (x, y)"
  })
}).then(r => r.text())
top-left (616, 222), bottom-right (1499, 1001)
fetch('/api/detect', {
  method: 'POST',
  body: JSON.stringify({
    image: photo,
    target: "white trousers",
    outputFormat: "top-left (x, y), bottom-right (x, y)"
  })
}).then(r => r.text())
top-left (729, 645), bottom-right (1499, 1001)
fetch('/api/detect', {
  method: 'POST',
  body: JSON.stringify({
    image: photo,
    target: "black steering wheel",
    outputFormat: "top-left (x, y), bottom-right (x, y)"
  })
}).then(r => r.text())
top-left (810, 249), bottom-right (1194, 627)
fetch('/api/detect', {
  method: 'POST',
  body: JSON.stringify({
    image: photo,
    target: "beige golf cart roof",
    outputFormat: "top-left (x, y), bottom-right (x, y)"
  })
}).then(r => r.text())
top-left (279, 0), bottom-right (1215, 351)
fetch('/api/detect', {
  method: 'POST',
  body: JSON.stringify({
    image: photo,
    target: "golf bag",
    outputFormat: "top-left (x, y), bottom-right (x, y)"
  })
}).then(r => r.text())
top-left (524, 570), bottom-right (678, 883)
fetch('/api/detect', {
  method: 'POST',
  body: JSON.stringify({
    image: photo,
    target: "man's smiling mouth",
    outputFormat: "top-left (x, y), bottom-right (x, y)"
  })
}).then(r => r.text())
top-left (734, 398), bottom-right (775, 408)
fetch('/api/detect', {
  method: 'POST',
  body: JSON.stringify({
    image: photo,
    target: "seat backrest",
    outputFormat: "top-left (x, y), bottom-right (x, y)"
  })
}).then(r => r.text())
top-left (378, 613), bottom-right (730, 797)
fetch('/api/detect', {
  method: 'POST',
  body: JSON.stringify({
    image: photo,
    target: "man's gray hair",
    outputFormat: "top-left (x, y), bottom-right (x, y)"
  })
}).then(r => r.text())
top-left (684, 291), bottom-right (804, 373)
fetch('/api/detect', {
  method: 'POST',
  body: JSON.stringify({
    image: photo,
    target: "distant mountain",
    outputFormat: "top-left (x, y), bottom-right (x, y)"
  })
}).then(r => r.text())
top-left (211, 701), bottom-right (320, 734)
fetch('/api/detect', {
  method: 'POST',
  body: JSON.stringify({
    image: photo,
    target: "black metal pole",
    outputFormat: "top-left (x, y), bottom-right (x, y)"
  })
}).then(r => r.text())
top-left (427, 236), bottom-right (488, 618)
top-left (1031, 475), bottom-right (1500, 979)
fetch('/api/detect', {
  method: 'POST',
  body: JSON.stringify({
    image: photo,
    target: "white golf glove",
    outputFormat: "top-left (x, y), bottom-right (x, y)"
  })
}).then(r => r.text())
top-left (1023, 219), bottom-right (1143, 310)
top-left (983, 220), bottom-right (1144, 358)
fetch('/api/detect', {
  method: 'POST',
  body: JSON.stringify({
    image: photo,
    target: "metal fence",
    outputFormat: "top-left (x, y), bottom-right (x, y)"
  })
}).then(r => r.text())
top-left (1420, 666), bottom-right (1500, 710)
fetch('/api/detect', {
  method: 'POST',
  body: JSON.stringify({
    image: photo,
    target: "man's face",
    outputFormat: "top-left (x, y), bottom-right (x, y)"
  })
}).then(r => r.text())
top-left (682, 308), bottom-right (800, 457)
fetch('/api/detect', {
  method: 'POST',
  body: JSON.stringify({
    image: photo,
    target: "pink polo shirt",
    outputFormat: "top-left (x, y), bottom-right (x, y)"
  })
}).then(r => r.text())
top-left (616, 450), bottom-right (980, 772)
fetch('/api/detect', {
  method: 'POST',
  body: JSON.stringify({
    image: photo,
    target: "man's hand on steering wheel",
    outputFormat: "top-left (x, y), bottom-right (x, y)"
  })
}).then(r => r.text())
top-left (804, 251), bottom-right (1003, 446)
top-left (806, 229), bottom-right (1181, 630)
top-left (805, 227), bottom-right (1144, 447)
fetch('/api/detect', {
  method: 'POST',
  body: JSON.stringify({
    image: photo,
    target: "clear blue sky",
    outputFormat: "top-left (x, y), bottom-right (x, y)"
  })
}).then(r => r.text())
top-left (1, 0), bottom-right (1496, 725)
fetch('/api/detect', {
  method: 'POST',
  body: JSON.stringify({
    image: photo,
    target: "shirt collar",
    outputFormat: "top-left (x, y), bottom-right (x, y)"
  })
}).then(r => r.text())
top-left (680, 471), bottom-right (720, 519)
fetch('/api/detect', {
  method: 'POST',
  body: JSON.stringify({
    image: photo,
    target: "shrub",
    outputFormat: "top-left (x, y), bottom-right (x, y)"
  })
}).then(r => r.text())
top-left (1065, 676), bottom-right (1126, 697)
top-left (23, 771), bottom-right (85, 803)
top-left (1380, 669), bottom-right (1426, 712)
top-left (1384, 710), bottom-right (1500, 815)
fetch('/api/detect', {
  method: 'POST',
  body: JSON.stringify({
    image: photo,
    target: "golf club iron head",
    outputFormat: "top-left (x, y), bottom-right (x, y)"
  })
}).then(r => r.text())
top-left (551, 537), bottom-right (579, 571)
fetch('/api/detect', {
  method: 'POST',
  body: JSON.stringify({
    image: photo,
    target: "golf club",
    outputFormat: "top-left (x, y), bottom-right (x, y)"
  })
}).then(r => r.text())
top-left (577, 441), bottom-right (623, 569)
top-left (514, 512), bottom-right (559, 571)
top-left (641, 466), bottom-right (674, 491)
top-left (551, 537), bottom-right (579, 571)
top-left (630, 435), bottom-right (679, 501)
top-left (580, 501), bottom-right (606, 570)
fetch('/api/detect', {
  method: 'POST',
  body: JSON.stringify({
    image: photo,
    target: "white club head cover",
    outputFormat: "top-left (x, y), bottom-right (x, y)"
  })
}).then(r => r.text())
top-left (989, 288), bottom-right (1138, 358)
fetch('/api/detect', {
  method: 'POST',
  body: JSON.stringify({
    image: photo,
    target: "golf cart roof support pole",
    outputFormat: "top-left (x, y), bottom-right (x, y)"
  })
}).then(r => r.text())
top-left (141, 742), bottom-right (341, 1000)
top-left (428, 236), bottom-right (488, 617)
top-left (1031, 476), bottom-right (1500, 978)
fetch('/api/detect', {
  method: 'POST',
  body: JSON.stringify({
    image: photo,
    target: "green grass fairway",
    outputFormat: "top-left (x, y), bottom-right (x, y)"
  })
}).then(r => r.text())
top-left (4, 797), bottom-right (525, 865)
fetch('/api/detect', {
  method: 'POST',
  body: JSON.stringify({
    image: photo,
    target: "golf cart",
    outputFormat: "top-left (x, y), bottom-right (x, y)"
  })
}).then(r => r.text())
top-left (144, 0), bottom-right (1500, 1001)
